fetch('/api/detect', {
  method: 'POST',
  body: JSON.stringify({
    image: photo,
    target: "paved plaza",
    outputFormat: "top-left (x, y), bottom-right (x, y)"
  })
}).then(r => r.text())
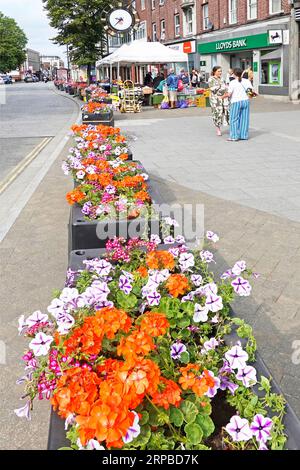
top-left (0, 86), bottom-right (299, 448)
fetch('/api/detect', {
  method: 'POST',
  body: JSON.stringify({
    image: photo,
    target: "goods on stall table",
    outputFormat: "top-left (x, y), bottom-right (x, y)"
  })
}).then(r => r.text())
top-left (120, 80), bottom-right (142, 113)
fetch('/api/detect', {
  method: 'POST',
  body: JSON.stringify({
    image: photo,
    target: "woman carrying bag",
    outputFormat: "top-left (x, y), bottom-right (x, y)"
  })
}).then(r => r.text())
top-left (221, 68), bottom-right (254, 142)
top-left (208, 66), bottom-right (229, 136)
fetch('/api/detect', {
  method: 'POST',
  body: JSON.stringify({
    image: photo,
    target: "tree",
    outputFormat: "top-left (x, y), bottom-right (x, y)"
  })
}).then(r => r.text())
top-left (0, 12), bottom-right (27, 73)
top-left (43, 0), bottom-right (113, 83)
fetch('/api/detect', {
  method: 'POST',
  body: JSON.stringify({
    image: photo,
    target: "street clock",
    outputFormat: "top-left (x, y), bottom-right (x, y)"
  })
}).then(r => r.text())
top-left (107, 8), bottom-right (135, 33)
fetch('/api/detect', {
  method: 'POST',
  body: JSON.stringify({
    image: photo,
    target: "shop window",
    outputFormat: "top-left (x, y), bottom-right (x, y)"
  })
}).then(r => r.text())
top-left (229, 0), bottom-right (237, 25)
top-left (160, 19), bottom-right (166, 40)
top-left (261, 59), bottom-right (281, 85)
top-left (269, 0), bottom-right (282, 14)
top-left (185, 7), bottom-right (194, 35)
top-left (203, 4), bottom-right (209, 30)
top-left (152, 22), bottom-right (157, 41)
top-left (174, 14), bottom-right (180, 37)
top-left (134, 21), bottom-right (146, 40)
top-left (247, 0), bottom-right (257, 20)
top-left (141, 0), bottom-right (145, 10)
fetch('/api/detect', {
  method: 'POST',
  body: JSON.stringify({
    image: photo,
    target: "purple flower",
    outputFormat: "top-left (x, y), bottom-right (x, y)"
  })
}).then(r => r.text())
top-left (201, 337), bottom-right (219, 354)
top-left (164, 236), bottom-right (175, 244)
top-left (231, 277), bottom-right (252, 296)
top-left (204, 371), bottom-right (220, 398)
top-left (259, 441), bottom-right (269, 450)
top-left (65, 413), bottom-right (76, 430)
top-left (18, 315), bottom-right (27, 335)
top-left (225, 415), bottom-right (253, 442)
top-left (179, 252), bottom-right (195, 271)
top-left (219, 376), bottom-right (239, 395)
top-left (94, 300), bottom-right (114, 309)
top-left (47, 298), bottom-right (64, 316)
top-left (225, 345), bottom-right (249, 370)
top-left (61, 162), bottom-right (70, 175)
top-left (236, 366), bottom-right (257, 388)
top-left (81, 202), bottom-right (93, 216)
top-left (171, 342), bottom-right (187, 360)
top-left (26, 311), bottom-right (49, 328)
top-left (201, 282), bottom-right (218, 296)
top-left (164, 217), bottom-right (179, 227)
top-left (123, 411), bottom-right (141, 444)
top-left (14, 400), bottom-right (31, 420)
top-left (60, 288), bottom-right (80, 303)
top-left (191, 274), bottom-right (203, 287)
top-left (232, 260), bottom-right (246, 276)
top-left (29, 332), bottom-right (53, 356)
top-left (181, 292), bottom-right (195, 303)
top-left (176, 235), bottom-right (185, 243)
top-left (250, 414), bottom-right (273, 443)
top-left (76, 170), bottom-right (85, 180)
top-left (147, 290), bottom-right (161, 306)
top-left (206, 231), bottom-right (219, 243)
top-left (85, 165), bottom-right (97, 175)
top-left (83, 258), bottom-right (112, 277)
top-left (200, 250), bottom-right (214, 263)
top-left (205, 294), bottom-right (223, 313)
top-left (86, 440), bottom-right (105, 450)
top-left (168, 247), bottom-right (180, 257)
top-left (105, 184), bottom-right (116, 194)
top-left (56, 312), bottom-right (75, 335)
top-left (65, 268), bottom-right (77, 287)
top-left (150, 234), bottom-right (161, 245)
top-left (83, 282), bottom-right (110, 305)
top-left (193, 303), bottom-right (209, 323)
top-left (119, 275), bottom-right (133, 295)
top-left (221, 269), bottom-right (234, 280)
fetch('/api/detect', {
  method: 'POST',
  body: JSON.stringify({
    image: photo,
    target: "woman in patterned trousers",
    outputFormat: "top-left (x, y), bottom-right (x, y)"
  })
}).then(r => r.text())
top-left (208, 66), bottom-right (229, 137)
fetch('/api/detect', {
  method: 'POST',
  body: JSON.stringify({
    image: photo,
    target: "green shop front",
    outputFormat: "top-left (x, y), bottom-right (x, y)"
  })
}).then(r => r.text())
top-left (198, 19), bottom-right (290, 96)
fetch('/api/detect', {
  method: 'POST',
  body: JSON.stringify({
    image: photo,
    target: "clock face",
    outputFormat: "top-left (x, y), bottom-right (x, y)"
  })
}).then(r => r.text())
top-left (108, 9), bottom-right (134, 32)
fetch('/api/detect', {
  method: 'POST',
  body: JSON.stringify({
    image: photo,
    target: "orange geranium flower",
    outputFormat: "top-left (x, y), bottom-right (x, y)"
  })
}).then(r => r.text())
top-left (134, 190), bottom-right (151, 202)
top-left (146, 250), bottom-right (175, 270)
top-left (140, 312), bottom-right (169, 337)
top-left (165, 274), bottom-right (190, 298)
top-left (119, 153), bottom-right (128, 161)
top-left (96, 307), bottom-right (132, 340)
top-left (136, 266), bottom-right (148, 278)
top-left (97, 172), bottom-right (113, 187)
top-left (117, 329), bottom-right (155, 360)
top-left (178, 364), bottom-right (200, 390)
top-left (66, 188), bottom-right (85, 205)
top-left (151, 377), bottom-right (182, 409)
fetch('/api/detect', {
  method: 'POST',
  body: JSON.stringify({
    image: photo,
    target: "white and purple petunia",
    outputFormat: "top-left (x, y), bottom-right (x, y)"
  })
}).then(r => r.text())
top-left (29, 332), bottom-right (53, 356)
top-left (147, 290), bottom-right (161, 306)
top-left (232, 260), bottom-right (247, 276)
top-left (61, 162), bottom-right (70, 175)
top-left (85, 165), bottom-right (97, 175)
top-left (119, 275), bottom-right (133, 295)
top-left (150, 234), bottom-right (161, 245)
top-left (26, 311), bottom-right (49, 328)
top-left (231, 277), bottom-right (252, 297)
top-left (60, 288), bottom-right (80, 303)
top-left (204, 371), bottom-right (221, 398)
top-left (176, 235), bottom-right (186, 244)
top-left (171, 342), bottom-right (187, 360)
top-left (193, 303), bottom-right (209, 323)
top-left (18, 315), bottom-right (27, 335)
top-left (205, 294), bottom-right (223, 313)
top-left (225, 344), bottom-right (249, 370)
top-left (64, 413), bottom-right (76, 431)
top-left (164, 236), bottom-right (175, 244)
top-left (236, 365), bottom-right (257, 388)
top-left (47, 298), bottom-right (65, 316)
top-left (14, 400), bottom-right (31, 420)
top-left (123, 411), bottom-right (141, 444)
top-left (164, 217), bottom-right (179, 227)
top-left (200, 250), bottom-right (214, 263)
top-left (201, 282), bottom-right (218, 296)
top-left (220, 269), bottom-right (234, 280)
top-left (83, 258), bottom-right (113, 277)
top-left (191, 274), bottom-right (203, 287)
top-left (179, 252), bottom-right (195, 272)
top-left (56, 312), bottom-right (75, 335)
top-left (250, 414), bottom-right (273, 443)
top-left (76, 170), bottom-right (85, 180)
top-left (206, 231), bottom-right (219, 243)
top-left (181, 292), bottom-right (195, 303)
top-left (225, 415), bottom-right (253, 442)
top-left (201, 337), bottom-right (219, 354)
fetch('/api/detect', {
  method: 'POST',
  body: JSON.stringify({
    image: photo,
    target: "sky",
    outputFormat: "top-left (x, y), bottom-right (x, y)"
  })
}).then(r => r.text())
top-left (0, 0), bottom-right (67, 62)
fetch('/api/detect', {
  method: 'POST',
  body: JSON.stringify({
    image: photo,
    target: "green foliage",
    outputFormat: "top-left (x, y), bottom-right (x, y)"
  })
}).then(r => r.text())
top-left (0, 12), bottom-right (27, 72)
top-left (195, 414), bottom-right (215, 438)
top-left (147, 433), bottom-right (175, 450)
top-left (184, 422), bottom-right (203, 445)
top-left (169, 407), bottom-right (184, 427)
top-left (180, 400), bottom-right (198, 423)
top-left (116, 290), bottom-right (138, 310)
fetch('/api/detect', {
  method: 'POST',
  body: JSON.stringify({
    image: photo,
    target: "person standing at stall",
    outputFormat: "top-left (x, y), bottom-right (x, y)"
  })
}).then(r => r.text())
top-left (221, 68), bottom-right (253, 141)
top-left (167, 68), bottom-right (179, 109)
top-left (208, 66), bottom-right (229, 136)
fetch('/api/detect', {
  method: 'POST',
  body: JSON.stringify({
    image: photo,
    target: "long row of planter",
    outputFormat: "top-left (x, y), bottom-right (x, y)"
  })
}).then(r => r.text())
top-left (14, 92), bottom-right (300, 451)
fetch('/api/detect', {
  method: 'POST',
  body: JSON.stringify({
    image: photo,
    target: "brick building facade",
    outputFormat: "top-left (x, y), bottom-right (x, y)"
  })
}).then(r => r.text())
top-left (130, 0), bottom-right (298, 97)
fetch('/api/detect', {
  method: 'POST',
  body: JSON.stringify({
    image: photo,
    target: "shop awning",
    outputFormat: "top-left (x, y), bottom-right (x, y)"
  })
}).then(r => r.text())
top-left (96, 41), bottom-right (188, 66)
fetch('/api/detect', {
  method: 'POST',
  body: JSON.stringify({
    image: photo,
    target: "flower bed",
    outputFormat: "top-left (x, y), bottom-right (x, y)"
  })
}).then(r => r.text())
top-left (16, 234), bottom-right (289, 450)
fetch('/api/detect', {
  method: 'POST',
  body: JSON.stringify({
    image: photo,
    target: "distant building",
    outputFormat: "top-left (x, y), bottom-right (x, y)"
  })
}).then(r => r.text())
top-left (24, 48), bottom-right (41, 74)
top-left (40, 55), bottom-right (65, 75)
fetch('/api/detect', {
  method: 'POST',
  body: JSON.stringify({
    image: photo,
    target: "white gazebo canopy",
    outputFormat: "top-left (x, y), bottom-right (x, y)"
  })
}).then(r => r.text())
top-left (96, 40), bottom-right (188, 66)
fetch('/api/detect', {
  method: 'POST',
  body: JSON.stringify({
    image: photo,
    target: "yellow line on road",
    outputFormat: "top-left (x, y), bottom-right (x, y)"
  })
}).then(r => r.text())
top-left (0, 137), bottom-right (52, 195)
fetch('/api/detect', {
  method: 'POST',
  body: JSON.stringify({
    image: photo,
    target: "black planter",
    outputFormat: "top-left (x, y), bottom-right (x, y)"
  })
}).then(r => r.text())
top-left (68, 173), bottom-right (164, 252)
top-left (82, 110), bottom-right (114, 127)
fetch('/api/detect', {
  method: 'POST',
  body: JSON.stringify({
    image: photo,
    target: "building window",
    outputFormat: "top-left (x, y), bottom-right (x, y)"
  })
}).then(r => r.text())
top-left (203, 3), bottom-right (209, 30)
top-left (160, 19), bottom-right (166, 40)
top-left (174, 14), bottom-right (180, 37)
top-left (229, 0), bottom-right (237, 24)
top-left (247, 0), bottom-right (257, 20)
top-left (186, 7), bottom-right (194, 35)
top-left (151, 0), bottom-right (155, 9)
top-left (159, 0), bottom-right (165, 5)
top-left (134, 21), bottom-right (146, 40)
top-left (152, 22), bottom-right (157, 41)
top-left (141, 0), bottom-right (145, 10)
top-left (269, 0), bottom-right (282, 14)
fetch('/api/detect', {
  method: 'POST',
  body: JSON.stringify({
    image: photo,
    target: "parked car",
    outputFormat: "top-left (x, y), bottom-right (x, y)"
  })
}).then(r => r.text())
top-left (24, 74), bottom-right (39, 83)
top-left (0, 76), bottom-right (4, 85)
top-left (0, 74), bottom-right (13, 84)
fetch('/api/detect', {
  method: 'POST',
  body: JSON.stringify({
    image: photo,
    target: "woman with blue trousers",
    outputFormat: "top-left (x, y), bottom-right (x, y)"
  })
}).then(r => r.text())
top-left (222, 68), bottom-right (253, 141)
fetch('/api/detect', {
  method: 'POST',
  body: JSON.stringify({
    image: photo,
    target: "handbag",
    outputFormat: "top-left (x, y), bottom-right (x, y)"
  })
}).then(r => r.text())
top-left (177, 79), bottom-right (184, 92)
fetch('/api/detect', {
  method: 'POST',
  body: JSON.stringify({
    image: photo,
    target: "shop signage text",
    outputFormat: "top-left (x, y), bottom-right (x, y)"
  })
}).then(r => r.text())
top-left (198, 33), bottom-right (271, 54)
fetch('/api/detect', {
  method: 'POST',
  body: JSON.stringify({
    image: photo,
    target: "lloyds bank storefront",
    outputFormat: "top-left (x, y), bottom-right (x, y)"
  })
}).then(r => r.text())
top-left (198, 16), bottom-right (291, 97)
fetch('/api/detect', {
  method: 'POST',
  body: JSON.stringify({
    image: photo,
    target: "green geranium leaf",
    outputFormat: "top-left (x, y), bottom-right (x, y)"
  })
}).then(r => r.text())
top-left (260, 376), bottom-right (271, 392)
top-left (148, 409), bottom-right (169, 426)
top-left (169, 407), bottom-right (184, 427)
top-left (116, 290), bottom-right (138, 309)
top-left (177, 318), bottom-right (191, 328)
top-left (179, 351), bottom-right (190, 364)
top-left (184, 422), bottom-right (203, 445)
top-left (195, 415), bottom-right (215, 438)
top-left (180, 400), bottom-right (198, 423)
top-left (140, 411), bottom-right (149, 425)
top-left (130, 425), bottom-right (151, 448)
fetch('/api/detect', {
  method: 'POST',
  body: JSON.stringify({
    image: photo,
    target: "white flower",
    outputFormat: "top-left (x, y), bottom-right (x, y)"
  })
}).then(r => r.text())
top-left (29, 332), bottom-right (53, 356)
top-left (47, 298), bottom-right (65, 317)
top-left (150, 234), bottom-right (161, 245)
top-left (232, 260), bottom-right (247, 276)
top-left (76, 170), bottom-right (85, 179)
top-left (225, 345), bottom-right (249, 370)
top-left (206, 231), bottom-right (219, 243)
top-left (60, 288), bottom-right (80, 303)
top-left (123, 411), bottom-right (141, 444)
top-left (18, 315), bottom-right (27, 335)
top-left (193, 303), bottom-right (209, 323)
top-left (231, 277), bottom-right (252, 297)
top-left (164, 236), bottom-right (175, 244)
top-left (191, 274), bottom-right (203, 287)
top-left (179, 252), bottom-right (195, 271)
top-left (14, 401), bottom-right (31, 420)
top-left (205, 294), bottom-right (223, 313)
top-left (26, 311), bottom-right (49, 327)
top-left (236, 366), bottom-right (257, 388)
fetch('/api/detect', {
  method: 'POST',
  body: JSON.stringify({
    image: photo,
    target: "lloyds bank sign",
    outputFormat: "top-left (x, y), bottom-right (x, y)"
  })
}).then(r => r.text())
top-left (198, 33), bottom-right (271, 54)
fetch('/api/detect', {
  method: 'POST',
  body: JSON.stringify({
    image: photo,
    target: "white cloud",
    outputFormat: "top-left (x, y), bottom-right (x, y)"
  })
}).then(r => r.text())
top-left (0, 0), bottom-right (67, 61)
